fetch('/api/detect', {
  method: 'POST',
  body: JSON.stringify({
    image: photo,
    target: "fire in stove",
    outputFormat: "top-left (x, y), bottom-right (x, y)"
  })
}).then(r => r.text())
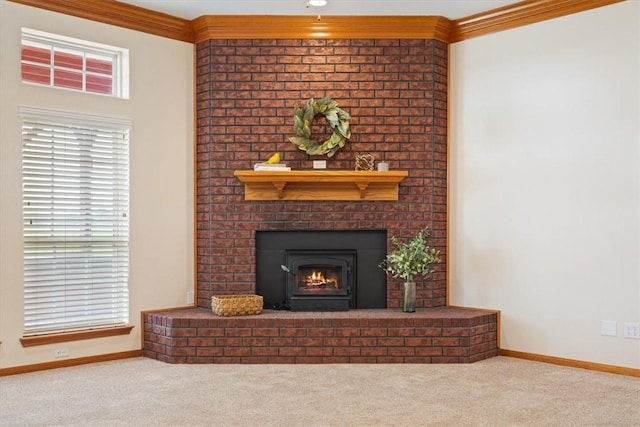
top-left (301, 269), bottom-right (339, 290)
top-left (281, 252), bottom-right (354, 311)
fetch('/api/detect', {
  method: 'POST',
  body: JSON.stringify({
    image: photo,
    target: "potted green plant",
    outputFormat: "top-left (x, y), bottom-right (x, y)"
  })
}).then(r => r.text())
top-left (379, 228), bottom-right (441, 312)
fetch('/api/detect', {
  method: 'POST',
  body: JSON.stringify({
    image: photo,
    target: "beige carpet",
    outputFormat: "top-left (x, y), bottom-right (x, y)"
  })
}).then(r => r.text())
top-left (0, 356), bottom-right (638, 426)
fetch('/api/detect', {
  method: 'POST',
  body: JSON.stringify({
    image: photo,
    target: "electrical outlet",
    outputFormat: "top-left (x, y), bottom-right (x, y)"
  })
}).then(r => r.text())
top-left (601, 320), bottom-right (617, 337)
top-left (54, 347), bottom-right (69, 358)
top-left (187, 290), bottom-right (194, 305)
top-left (623, 323), bottom-right (640, 339)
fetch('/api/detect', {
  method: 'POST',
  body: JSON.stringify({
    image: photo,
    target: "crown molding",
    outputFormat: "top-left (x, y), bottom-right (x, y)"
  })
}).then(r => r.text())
top-left (8, 0), bottom-right (623, 44)
top-left (450, 0), bottom-right (625, 42)
top-left (192, 16), bottom-right (452, 43)
top-left (7, 0), bottom-right (193, 43)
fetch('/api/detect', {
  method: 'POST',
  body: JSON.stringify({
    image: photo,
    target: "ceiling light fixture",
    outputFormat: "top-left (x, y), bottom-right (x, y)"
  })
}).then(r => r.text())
top-left (306, 0), bottom-right (328, 7)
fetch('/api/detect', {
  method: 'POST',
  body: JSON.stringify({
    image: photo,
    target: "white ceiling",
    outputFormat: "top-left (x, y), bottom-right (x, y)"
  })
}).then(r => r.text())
top-left (116, 0), bottom-right (521, 21)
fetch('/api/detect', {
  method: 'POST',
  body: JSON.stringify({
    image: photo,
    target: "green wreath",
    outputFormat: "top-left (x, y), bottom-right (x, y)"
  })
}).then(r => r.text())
top-left (288, 97), bottom-right (351, 157)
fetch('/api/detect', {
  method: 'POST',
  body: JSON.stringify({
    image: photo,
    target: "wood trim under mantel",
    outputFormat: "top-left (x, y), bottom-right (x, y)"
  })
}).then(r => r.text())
top-left (7, 0), bottom-right (193, 43)
top-left (450, 0), bottom-right (625, 42)
top-left (233, 170), bottom-right (409, 201)
top-left (191, 15), bottom-right (452, 43)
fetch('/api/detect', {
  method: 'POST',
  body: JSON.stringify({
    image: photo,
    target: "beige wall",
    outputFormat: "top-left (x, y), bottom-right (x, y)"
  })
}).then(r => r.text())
top-left (0, 2), bottom-right (194, 368)
top-left (2, 1), bottom-right (638, 371)
top-left (449, 1), bottom-right (640, 369)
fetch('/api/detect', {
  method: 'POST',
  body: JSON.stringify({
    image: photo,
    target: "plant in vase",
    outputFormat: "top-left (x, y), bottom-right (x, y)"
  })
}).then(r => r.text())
top-left (378, 229), bottom-right (441, 312)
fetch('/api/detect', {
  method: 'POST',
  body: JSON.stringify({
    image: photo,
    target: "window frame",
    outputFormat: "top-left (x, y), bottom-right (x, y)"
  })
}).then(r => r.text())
top-left (21, 28), bottom-right (130, 99)
top-left (20, 107), bottom-right (132, 340)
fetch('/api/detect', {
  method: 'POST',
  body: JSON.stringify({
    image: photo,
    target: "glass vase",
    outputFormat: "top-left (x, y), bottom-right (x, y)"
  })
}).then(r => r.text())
top-left (403, 281), bottom-right (416, 313)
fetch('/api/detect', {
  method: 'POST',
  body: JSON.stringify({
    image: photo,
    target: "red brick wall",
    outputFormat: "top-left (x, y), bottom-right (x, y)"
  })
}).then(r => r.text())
top-left (195, 38), bottom-right (448, 309)
top-left (143, 308), bottom-right (499, 364)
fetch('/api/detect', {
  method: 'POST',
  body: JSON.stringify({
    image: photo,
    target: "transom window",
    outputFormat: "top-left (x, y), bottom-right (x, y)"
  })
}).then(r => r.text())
top-left (21, 28), bottom-right (129, 98)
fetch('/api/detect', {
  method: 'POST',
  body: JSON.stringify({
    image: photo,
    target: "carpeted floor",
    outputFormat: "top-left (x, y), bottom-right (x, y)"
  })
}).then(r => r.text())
top-left (0, 356), bottom-right (638, 426)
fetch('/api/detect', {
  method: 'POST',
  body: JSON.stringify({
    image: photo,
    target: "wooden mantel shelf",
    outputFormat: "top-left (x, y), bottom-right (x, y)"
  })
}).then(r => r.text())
top-left (234, 170), bottom-right (408, 201)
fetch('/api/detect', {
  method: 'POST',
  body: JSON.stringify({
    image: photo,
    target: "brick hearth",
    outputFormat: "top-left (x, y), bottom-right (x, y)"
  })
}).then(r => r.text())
top-left (143, 307), bottom-right (499, 364)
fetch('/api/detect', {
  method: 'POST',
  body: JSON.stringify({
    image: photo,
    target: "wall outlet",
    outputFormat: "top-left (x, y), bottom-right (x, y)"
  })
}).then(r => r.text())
top-left (187, 290), bottom-right (194, 305)
top-left (623, 323), bottom-right (640, 339)
top-left (312, 160), bottom-right (326, 169)
top-left (600, 320), bottom-right (617, 337)
top-left (54, 347), bottom-right (69, 358)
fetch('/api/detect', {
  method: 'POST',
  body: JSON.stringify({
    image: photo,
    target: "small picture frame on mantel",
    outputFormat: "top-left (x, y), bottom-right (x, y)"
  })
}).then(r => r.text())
top-left (355, 153), bottom-right (374, 171)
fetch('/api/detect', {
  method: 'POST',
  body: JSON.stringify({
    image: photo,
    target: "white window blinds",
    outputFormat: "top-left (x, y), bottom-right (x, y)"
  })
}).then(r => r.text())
top-left (21, 107), bottom-right (131, 336)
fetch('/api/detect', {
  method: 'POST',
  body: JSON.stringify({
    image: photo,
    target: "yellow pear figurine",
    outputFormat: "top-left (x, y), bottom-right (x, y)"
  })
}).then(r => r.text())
top-left (265, 153), bottom-right (280, 164)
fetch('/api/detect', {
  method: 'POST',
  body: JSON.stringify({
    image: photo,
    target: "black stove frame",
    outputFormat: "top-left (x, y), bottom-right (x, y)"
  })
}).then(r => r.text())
top-left (285, 250), bottom-right (355, 311)
top-left (255, 230), bottom-right (388, 311)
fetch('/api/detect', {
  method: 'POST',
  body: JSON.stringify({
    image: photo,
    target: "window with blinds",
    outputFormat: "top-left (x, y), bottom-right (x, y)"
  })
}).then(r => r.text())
top-left (21, 107), bottom-right (131, 336)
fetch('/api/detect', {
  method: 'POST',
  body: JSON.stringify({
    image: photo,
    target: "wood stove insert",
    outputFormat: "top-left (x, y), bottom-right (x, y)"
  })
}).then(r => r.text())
top-left (283, 250), bottom-right (355, 311)
top-left (256, 230), bottom-right (387, 311)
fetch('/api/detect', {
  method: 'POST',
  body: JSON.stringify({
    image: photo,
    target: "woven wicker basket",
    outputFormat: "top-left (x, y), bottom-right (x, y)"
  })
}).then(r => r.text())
top-left (211, 294), bottom-right (263, 317)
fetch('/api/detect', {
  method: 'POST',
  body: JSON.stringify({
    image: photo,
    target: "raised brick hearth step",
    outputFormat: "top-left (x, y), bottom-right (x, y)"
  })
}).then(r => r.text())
top-left (143, 307), bottom-right (499, 364)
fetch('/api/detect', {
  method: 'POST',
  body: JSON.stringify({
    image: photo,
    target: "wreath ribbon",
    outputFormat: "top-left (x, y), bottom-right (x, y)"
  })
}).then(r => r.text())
top-left (288, 97), bottom-right (351, 157)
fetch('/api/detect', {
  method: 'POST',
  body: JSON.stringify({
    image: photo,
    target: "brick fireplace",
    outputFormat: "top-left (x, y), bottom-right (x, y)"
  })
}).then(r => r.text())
top-left (194, 37), bottom-right (449, 308)
top-left (142, 36), bottom-right (499, 364)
